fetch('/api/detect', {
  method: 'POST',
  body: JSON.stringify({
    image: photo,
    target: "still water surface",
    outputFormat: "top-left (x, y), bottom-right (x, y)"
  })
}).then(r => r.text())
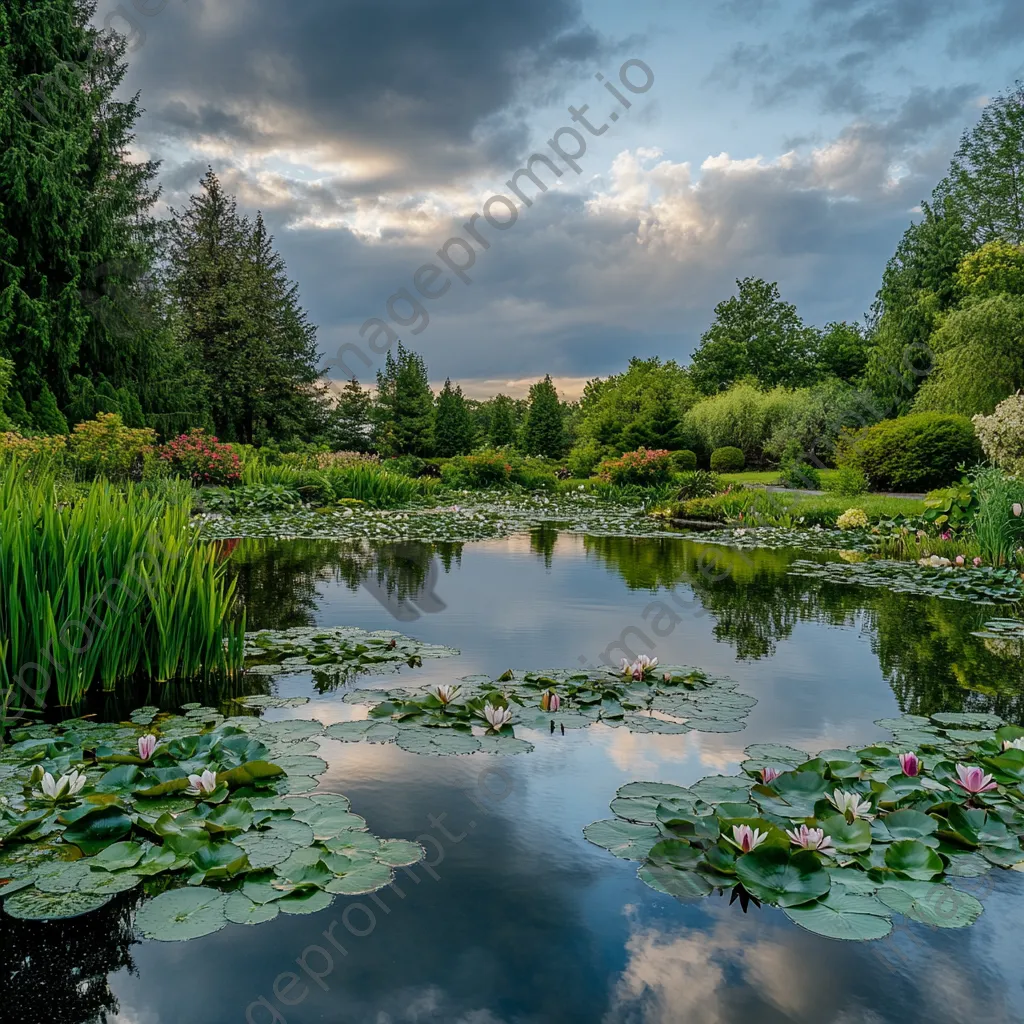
top-left (7, 530), bottom-right (1024, 1024)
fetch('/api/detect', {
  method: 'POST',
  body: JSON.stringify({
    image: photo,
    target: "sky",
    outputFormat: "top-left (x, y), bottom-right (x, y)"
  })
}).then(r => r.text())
top-left (95, 0), bottom-right (1024, 398)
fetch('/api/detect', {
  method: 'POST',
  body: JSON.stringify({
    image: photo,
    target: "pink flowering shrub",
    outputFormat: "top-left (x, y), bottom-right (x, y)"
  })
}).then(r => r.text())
top-left (159, 429), bottom-right (241, 486)
top-left (598, 448), bottom-right (673, 486)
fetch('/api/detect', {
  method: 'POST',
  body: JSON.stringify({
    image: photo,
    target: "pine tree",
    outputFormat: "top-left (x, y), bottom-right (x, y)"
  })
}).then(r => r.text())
top-left (332, 377), bottom-right (373, 451)
top-left (433, 378), bottom-right (474, 456)
top-left (489, 394), bottom-right (518, 447)
top-left (31, 384), bottom-right (68, 434)
top-left (0, 1), bottom-right (161, 408)
top-left (521, 375), bottom-right (566, 457)
top-left (374, 343), bottom-right (434, 456)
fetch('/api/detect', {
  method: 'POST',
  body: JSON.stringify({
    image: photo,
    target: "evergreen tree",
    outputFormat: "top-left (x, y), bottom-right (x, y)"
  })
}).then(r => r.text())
top-left (488, 394), bottom-right (518, 447)
top-left (31, 384), bottom-right (68, 433)
top-left (373, 343), bottom-right (434, 456)
top-left (521, 375), bottom-right (566, 457)
top-left (0, 0), bottom-right (161, 409)
top-left (332, 377), bottom-right (373, 451)
top-left (433, 378), bottom-right (474, 456)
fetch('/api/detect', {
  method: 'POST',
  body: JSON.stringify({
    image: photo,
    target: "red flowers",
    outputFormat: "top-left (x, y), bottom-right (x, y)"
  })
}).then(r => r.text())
top-left (159, 429), bottom-right (241, 486)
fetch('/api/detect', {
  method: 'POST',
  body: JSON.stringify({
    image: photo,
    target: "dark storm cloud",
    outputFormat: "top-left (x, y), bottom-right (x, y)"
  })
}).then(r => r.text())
top-left (949, 0), bottom-right (1024, 56)
top-left (111, 0), bottom-right (610, 190)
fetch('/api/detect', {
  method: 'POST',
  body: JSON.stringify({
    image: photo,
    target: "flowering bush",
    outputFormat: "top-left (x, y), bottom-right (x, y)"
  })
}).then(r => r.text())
top-left (837, 508), bottom-right (869, 530)
top-left (973, 394), bottom-right (1024, 477)
top-left (598, 448), bottom-right (673, 485)
top-left (159, 429), bottom-right (241, 486)
top-left (68, 413), bottom-right (156, 480)
top-left (0, 432), bottom-right (67, 461)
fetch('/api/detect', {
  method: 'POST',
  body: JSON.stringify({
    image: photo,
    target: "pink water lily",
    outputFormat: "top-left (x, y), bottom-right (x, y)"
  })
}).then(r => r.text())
top-left (541, 691), bottom-right (561, 712)
top-left (187, 769), bottom-right (219, 796)
top-left (955, 555), bottom-right (965, 566)
top-left (483, 703), bottom-right (514, 730)
top-left (973, 557), bottom-right (983, 567)
top-left (899, 752), bottom-right (920, 777)
top-left (621, 654), bottom-right (658, 680)
top-left (785, 824), bottom-right (836, 855)
top-left (760, 767), bottom-right (781, 783)
top-left (952, 763), bottom-right (997, 795)
top-left (728, 824), bottom-right (768, 853)
top-left (137, 735), bottom-right (159, 761)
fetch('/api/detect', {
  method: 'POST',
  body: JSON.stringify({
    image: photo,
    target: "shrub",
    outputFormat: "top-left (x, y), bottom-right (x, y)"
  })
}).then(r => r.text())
top-left (670, 449), bottom-right (697, 472)
top-left (825, 465), bottom-right (869, 497)
top-left (509, 456), bottom-right (558, 490)
top-left (68, 413), bottom-right (156, 481)
top-left (836, 413), bottom-right (982, 492)
top-left (837, 508), bottom-right (869, 530)
top-left (566, 441), bottom-right (610, 479)
top-left (973, 394), bottom-right (1024, 476)
top-left (685, 384), bottom-right (799, 463)
top-left (778, 461), bottom-right (821, 490)
top-left (441, 453), bottom-right (513, 488)
top-left (0, 432), bottom-right (67, 463)
top-left (160, 429), bottom-right (242, 486)
top-left (598, 448), bottom-right (673, 486)
top-left (675, 470), bottom-right (721, 500)
top-left (710, 446), bottom-right (745, 472)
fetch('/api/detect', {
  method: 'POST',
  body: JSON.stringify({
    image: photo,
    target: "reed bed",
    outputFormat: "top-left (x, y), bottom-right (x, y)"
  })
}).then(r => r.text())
top-left (242, 457), bottom-right (432, 507)
top-left (1, 459), bottom-right (244, 718)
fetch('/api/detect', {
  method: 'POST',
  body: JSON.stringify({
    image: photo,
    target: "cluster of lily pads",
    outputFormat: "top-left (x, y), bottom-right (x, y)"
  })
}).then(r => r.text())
top-left (788, 558), bottom-right (1024, 604)
top-left (0, 706), bottom-right (422, 934)
top-left (199, 494), bottom-right (675, 544)
top-left (972, 618), bottom-right (1024, 641)
top-left (241, 625), bottom-right (459, 680)
top-left (670, 525), bottom-right (876, 555)
top-left (325, 660), bottom-right (757, 755)
top-left (585, 711), bottom-right (1024, 940)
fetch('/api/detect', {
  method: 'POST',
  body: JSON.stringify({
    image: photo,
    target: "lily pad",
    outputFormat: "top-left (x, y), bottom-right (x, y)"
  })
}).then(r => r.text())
top-left (784, 889), bottom-right (893, 940)
top-left (374, 840), bottom-right (424, 867)
top-left (735, 848), bottom-right (831, 908)
top-left (584, 819), bottom-right (661, 860)
top-left (3, 887), bottom-right (112, 920)
top-left (135, 888), bottom-right (229, 941)
top-left (224, 891), bottom-right (281, 925)
top-left (877, 881), bottom-right (983, 928)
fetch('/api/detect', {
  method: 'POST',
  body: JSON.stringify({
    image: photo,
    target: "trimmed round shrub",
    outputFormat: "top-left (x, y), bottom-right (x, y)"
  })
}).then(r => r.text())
top-left (710, 446), bottom-right (745, 473)
top-left (670, 449), bottom-right (697, 472)
top-left (836, 413), bottom-right (982, 492)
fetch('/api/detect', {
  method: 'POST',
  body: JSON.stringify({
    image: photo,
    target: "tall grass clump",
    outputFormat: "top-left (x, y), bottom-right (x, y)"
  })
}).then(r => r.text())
top-left (1, 459), bottom-right (244, 719)
top-left (972, 467), bottom-right (1024, 566)
top-left (242, 456), bottom-right (427, 507)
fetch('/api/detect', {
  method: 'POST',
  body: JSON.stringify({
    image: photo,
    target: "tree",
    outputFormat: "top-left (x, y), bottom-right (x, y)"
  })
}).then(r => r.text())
top-left (433, 378), bottom-right (474, 456)
top-left (934, 84), bottom-right (1024, 246)
top-left (521, 375), bottom-right (566, 457)
top-left (374, 343), bottom-right (434, 456)
top-left (956, 240), bottom-right (1024, 299)
top-left (689, 278), bottom-right (816, 393)
top-left (814, 321), bottom-right (870, 383)
top-left (31, 384), bottom-right (68, 434)
top-left (488, 394), bottom-right (518, 447)
top-left (0, 0), bottom-right (161, 411)
top-left (332, 377), bottom-right (373, 451)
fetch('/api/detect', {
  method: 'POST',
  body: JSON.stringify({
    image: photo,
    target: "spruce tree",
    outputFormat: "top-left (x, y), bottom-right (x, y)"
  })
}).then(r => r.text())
top-left (332, 377), bottom-right (372, 451)
top-left (0, 0), bottom-right (161, 408)
top-left (31, 384), bottom-right (68, 434)
top-left (374, 343), bottom-right (434, 456)
top-left (521, 375), bottom-right (566, 458)
top-left (489, 394), bottom-right (518, 447)
top-left (433, 378), bottom-right (474, 456)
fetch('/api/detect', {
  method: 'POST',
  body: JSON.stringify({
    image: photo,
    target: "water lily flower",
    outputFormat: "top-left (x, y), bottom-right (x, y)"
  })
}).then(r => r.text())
top-left (941, 530), bottom-right (952, 541)
top-left (728, 824), bottom-right (768, 853)
top-left (827, 789), bottom-right (873, 821)
top-left (1002, 738), bottom-right (1024, 752)
top-left (541, 691), bottom-right (561, 712)
top-left (760, 767), bottom-right (781, 783)
top-left (432, 684), bottom-right (459, 706)
top-left (137, 734), bottom-right (159, 761)
top-left (952, 763), bottom-right (997, 795)
top-left (483, 704), bottom-right (514, 730)
top-left (1014, 503), bottom-right (1023, 518)
top-left (187, 769), bottom-right (219, 796)
top-left (973, 557), bottom-right (983, 567)
top-left (899, 752), bottom-right (921, 777)
top-left (955, 555), bottom-right (965, 566)
top-left (663, 672), bottom-right (672, 683)
top-left (785, 824), bottom-right (836, 855)
top-left (36, 770), bottom-right (86, 802)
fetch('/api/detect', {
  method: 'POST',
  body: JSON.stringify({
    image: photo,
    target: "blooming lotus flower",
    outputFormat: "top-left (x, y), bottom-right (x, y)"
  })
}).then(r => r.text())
top-left (137, 734), bottom-right (159, 761)
top-left (785, 824), bottom-right (836, 855)
top-left (1002, 737), bottom-right (1024, 752)
top-left (728, 824), bottom-right (768, 853)
top-left (187, 769), bottom-right (219, 796)
top-left (899, 752), bottom-right (920, 777)
top-left (37, 770), bottom-right (86, 802)
top-left (541, 691), bottom-right (561, 712)
top-left (760, 767), bottom-right (781, 783)
top-left (827, 789), bottom-right (873, 821)
top-left (952, 763), bottom-right (997, 795)
top-left (483, 704), bottom-right (514, 730)
top-left (432, 684), bottom-right (459, 706)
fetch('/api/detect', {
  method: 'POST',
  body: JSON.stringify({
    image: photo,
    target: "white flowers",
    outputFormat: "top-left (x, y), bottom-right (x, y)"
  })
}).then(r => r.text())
top-left (187, 769), bottom-right (219, 796)
top-left (785, 824), bottom-right (836, 855)
top-left (727, 824), bottom-right (768, 853)
top-left (1002, 737), bottom-right (1024, 752)
top-left (432, 684), bottom-right (459, 706)
top-left (137, 734), bottom-right (159, 761)
top-left (36, 770), bottom-right (86, 803)
top-left (620, 654), bottom-right (658, 681)
top-left (827, 789), bottom-right (873, 821)
top-left (483, 704), bottom-right (514, 731)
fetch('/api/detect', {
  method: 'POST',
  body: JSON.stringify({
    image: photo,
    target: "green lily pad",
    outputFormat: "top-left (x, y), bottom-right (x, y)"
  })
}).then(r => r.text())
top-left (584, 819), bottom-right (661, 860)
top-left (279, 889), bottom-right (335, 915)
top-left (324, 861), bottom-right (394, 895)
top-left (735, 848), bottom-right (831, 908)
top-left (3, 888), bottom-right (112, 920)
top-left (234, 834), bottom-right (296, 870)
top-left (374, 840), bottom-right (423, 867)
top-left (224, 891), bottom-right (281, 925)
top-left (783, 889), bottom-right (893, 940)
top-left (135, 888), bottom-right (229, 941)
top-left (877, 881), bottom-right (983, 928)
top-left (638, 863), bottom-right (713, 900)
top-left (885, 840), bottom-right (945, 880)
top-left (393, 730), bottom-right (482, 756)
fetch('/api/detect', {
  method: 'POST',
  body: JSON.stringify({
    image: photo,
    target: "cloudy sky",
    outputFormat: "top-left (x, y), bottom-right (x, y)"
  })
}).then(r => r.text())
top-left (97, 0), bottom-right (1024, 397)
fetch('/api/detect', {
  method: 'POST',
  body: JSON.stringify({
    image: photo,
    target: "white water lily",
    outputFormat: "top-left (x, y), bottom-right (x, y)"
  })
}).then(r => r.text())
top-left (187, 769), bottom-right (219, 796)
top-left (785, 824), bottom-right (836, 855)
top-left (827, 789), bottom-right (873, 821)
top-left (432, 684), bottom-right (459, 706)
top-left (1002, 737), bottom-right (1024, 752)
top-left (37, 770), bottom-right (86, 803)
top-left (483, 703), bottom-right (514, 730)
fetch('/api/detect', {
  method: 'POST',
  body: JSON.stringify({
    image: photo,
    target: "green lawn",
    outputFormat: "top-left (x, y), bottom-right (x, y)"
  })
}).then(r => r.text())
top-left (718, 469), bottom-right (841, 488)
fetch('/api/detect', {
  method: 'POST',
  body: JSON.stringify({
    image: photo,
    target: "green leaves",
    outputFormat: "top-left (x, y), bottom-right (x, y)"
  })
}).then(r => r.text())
top-left (135, 889), bottom-right (229, 941)
top-left (735, 848), bottom-right (831, 908)
top-left (784, 889), bottom-right (893, 940)
top-left (884, 840), bottom-right (945, 880)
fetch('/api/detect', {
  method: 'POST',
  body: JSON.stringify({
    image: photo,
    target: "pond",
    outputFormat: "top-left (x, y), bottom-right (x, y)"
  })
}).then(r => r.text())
top-left (6, 528), bottom-right (1024, 1024)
